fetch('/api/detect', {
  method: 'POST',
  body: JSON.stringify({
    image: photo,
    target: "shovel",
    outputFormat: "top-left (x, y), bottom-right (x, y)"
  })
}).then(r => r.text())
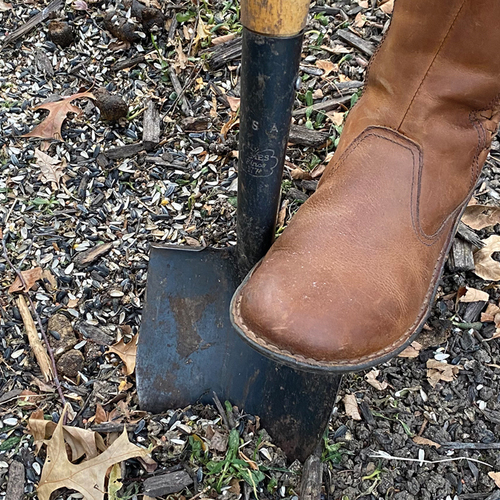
top-left (136, 0), bottom-right (342, 462)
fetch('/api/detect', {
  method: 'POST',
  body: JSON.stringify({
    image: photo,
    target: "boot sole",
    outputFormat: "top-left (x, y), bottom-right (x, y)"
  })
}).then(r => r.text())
top-left (230, 203), bottom-right (468, 374)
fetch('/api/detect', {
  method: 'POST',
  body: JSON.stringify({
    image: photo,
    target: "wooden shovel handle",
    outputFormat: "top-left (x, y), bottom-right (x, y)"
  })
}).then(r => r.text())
top-left (241, 0), bottom-right (311, 37)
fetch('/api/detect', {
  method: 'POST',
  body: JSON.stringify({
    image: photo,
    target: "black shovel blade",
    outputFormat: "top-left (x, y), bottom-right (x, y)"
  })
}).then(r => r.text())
top-left (136, 245), bottom-right (341, 462)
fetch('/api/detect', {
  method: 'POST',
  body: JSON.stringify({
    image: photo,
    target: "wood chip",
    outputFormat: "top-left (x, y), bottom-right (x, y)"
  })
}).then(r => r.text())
top-left (143, 471), bottom-right (193, 497)
top-left (73, 242), bottom-right (113, 268)
top-left (5, 461), bottom-right (25, 500)
top-left (143, 100), bottom-right (160, 152)
top-left (413, 436), bottom-right (441, 449)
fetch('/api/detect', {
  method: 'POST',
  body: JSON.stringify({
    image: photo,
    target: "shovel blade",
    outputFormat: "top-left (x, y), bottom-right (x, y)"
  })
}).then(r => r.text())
top-left (137, 245), bottom-right (341, 461)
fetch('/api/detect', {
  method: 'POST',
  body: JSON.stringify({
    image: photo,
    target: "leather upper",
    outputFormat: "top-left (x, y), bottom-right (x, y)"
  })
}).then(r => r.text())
top-left (232, 0), bottom-right (500, 366)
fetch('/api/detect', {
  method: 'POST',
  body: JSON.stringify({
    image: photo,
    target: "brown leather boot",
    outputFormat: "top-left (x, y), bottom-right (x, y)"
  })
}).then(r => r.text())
top-left (231, 0), bottom-right (500, 372)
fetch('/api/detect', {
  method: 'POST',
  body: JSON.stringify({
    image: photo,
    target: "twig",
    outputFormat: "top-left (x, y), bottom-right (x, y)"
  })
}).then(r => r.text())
top-left (2, 0), bottom-right (63, 46)
top-left (3, 198), bottom-right (18, 225)
top-left (371, 450), bottom-right (492, 467)
top-left (2, 235), bottom-right (66, 406)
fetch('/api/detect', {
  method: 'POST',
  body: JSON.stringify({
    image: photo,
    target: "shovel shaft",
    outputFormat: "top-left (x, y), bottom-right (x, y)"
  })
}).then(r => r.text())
top-left (237, 29), bottom-right (303, 274)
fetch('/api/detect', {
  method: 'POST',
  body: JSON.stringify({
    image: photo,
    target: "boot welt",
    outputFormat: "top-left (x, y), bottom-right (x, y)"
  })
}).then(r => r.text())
top-left (230, 200), bottom-right (469, 374)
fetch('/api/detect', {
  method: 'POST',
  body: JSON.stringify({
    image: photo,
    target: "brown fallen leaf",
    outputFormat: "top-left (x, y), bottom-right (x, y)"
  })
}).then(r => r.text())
top-left (35, 149), bottom-right (66, 187)
top-left (343, 393), bottom-right (361, 421)
top-left (291, 168), bottom-right (312, 180)
top-left (365, 369), bottom-right (388, 390)
top-left (22, 91), bottom-right (95, 141)
top-left (353, 12), bottom-right (366, 28)
top-left (28, 410), bottom-right (106, 459)
top-left (212, 32), bottom-right (238, 45)
top-left (315, 59), bottom-right (338, 79)
top-left (327, 111), bottom-right (346, 127)
top-left (9, 267), bottom-right (43, 293)
top-left (0, 1), bottom-right (12, 11)
top-left (489, 472), bottom-right (500, 488)
top-left (108, 334), bottom-right (139, 376)
top-left (461, 204), bottom-right (500, 230)
top-left (175, 39), bottom-right (188, 71)
top-left (37, 409), bottom-right (148, 500)
top-left (426, 359), bottom-right (462, 388)
top-left (379, 0), bottom-right (394, 14)
top-left (226, 95), bottom-right (240, 112)
top-left (398, 341), bottom-right (423, 358)
top-left (413, 436), bottom-right (441, 449)
top-left (473, 235), bottom-right (500, 281)
top-left (458, 286), bottom-right (489, 303)
top-left (221, 111), bottom-right (239, 138)
top-left (481, 302), bottom-right (500, 323)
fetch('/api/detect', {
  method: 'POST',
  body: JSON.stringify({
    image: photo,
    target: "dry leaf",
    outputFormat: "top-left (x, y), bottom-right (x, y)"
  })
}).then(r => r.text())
top-left (221, 112), bottom-right (239, 138)
top-left (327, 111), bottom-right (345, 127)
top-left (108, 463), bottom-right (123, 500)
top-left (108, 334), bottom-right (139, 375)
top-left (226, 95), bottom-right (240, 112)
top-left (353, 12), bottom-right (366, 28)
top-left (28, 410), bottom-right (105, 459)
top-left (9, 267), bottom-right (43, 293)
top-left (426, 359), bottom-right (461, 388)
top-left (95, 403), bottom-right (109, 424)
top-left (35, 149), bottom-right (66, 187)
top-left (291, 168), bottom-right (312, 180)
top-left (73, 0), bottom-right (88, 10)
top-left (357, 0), bottom-right (369, 7)
top-left (365, 369), bottom-right (388, 390)
top-left (473, 235), bottom-right (500, 281)
top-left (462, 204), bottom-right (500, 230)
top-left (277, 199), bottom-right (289, 228)
top-left (379, 0), bottom-right (394, 14)
top-left (459, 286), bottom-right (489, 303)
top-left (212, 33), bottom-right (237, 45)
top-left (481, 302), bottom-right (500, 323)
top-left (175, 40), bottom-right (188, 71)
top-left (413, 436), bottom-right (441, 449)
top-left (488, 471), bottom-right (500, 488)
top-left (22, 91), bottom-right (95, 141)
top-left (398, 341), bottom-right (422, 358)
top-left (0, 0), bottom-right (12, 11)
top-left (315, 59), bottom-right (338, 79)
top-left (37, 413), bottom-right (148, 500)
top-left (343, 394), bottom-right (361, 421)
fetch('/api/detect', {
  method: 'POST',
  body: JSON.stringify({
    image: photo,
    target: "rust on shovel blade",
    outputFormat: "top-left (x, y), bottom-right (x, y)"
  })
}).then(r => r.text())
top-left (136, 244), bottom-right (340, 462)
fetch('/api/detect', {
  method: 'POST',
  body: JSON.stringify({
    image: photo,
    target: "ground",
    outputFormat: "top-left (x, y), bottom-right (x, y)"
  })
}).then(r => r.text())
top-left (0, 0), bottom-right (500, 499)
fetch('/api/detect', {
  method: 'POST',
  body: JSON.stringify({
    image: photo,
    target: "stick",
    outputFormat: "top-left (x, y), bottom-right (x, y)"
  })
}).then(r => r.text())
top-left (292, 94), bottom-right (353, 118)
top-left (2, 236), bottom-right (66, 406)
top-left (17, 295), bottom-right (53, 382)
top-left (2, 0), bottom-right (64, 46)
top-left (441, 442), bottom-right (500, 450)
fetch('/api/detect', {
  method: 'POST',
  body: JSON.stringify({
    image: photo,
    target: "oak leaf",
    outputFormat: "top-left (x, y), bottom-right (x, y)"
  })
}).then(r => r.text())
top-left (9, 267), bottom-right (43, 293)
top-left (28, 410), bottom-right (106, 460)
top-left (458, 286), bottom-right (489, 303)
top-left (22, 91), bottom-right (95, 141)
top-left (35, 148), bottom-right (66, 187)
top-left (37, 416), bottom-right (147, 500)
top-left (108, 334), bottom-right (139, 375)
top-left (315, 59), bottom-right (338, 79)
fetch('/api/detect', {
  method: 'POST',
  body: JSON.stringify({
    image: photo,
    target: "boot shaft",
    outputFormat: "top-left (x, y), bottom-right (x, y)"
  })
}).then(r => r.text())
top-left (331, 0), bottom-right (500, 235)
